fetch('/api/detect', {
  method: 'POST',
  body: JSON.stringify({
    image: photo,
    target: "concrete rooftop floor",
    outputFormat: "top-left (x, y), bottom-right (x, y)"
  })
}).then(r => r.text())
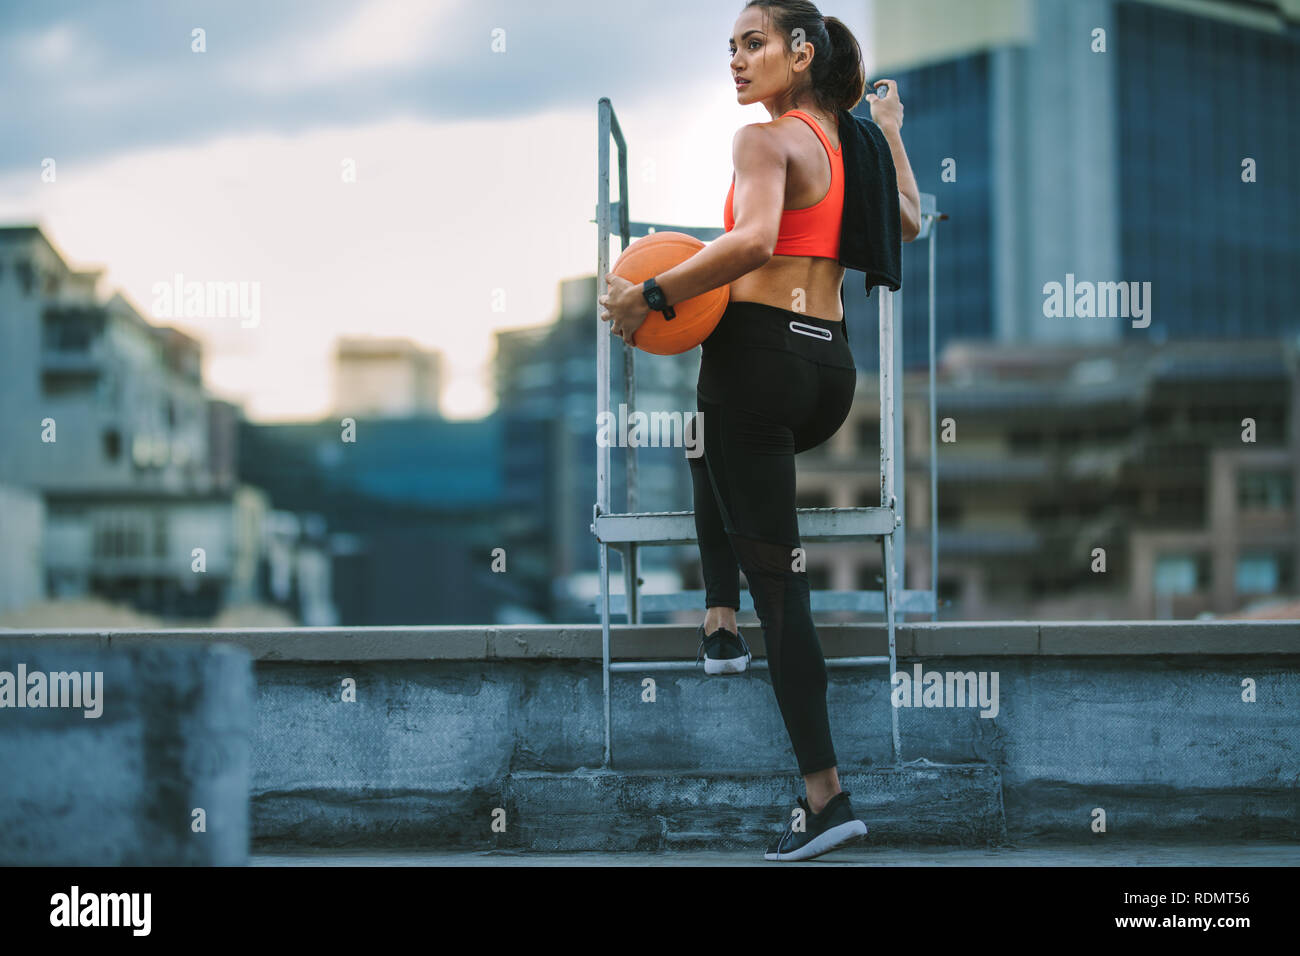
top-left (252, 843), bottom-right (1298, 866)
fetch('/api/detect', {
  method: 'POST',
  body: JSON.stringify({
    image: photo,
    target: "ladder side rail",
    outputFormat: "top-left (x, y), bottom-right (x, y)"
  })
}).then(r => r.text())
top-left (879, 286), bottom-right (902, 762)
top-left (612, 116), bottom-right (640, 627)
top-left (893, 263), bottom-right (906, 626)
top-left (595, 98), bottom-right (629, 767)
top-left (928, 206), bottom-right (939, 622)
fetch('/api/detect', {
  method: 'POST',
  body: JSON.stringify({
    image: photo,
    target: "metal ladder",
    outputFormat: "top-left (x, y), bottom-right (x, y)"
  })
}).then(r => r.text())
top-left (590, 97), bottom-right (946, 770)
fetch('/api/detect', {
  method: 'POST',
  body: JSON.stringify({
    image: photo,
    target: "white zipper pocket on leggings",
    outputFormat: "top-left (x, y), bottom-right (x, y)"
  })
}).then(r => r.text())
top-left (788, 320), bottom-right (832, 341)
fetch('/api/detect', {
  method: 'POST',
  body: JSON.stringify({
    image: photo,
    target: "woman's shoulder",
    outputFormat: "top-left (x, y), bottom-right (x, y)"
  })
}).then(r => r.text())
top-left (732, 111), bottom-right (842, 164)
top-left (733, 112), bottom-right (827, 146)
top-left (779, 109), bottom-right (839, 145)
top-left (731, 121), bottom-right (783, 153)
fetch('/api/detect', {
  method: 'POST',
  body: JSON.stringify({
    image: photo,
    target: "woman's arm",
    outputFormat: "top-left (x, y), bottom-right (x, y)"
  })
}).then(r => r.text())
top-left (882, 123), bottom-right (921, 242)
top-left (652, 124), bottom-right (782, 307)
top-left (868, 80), bottom-right (922, 242)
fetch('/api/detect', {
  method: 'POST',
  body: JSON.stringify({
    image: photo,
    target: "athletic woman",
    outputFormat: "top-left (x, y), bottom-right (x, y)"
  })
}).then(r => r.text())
top-left (599, 0), bottom-right (921, 860)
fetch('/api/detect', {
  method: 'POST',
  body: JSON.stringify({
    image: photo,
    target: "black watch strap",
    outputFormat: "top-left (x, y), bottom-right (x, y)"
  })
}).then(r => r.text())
top-left (642, 277), bottom-right (675, 319)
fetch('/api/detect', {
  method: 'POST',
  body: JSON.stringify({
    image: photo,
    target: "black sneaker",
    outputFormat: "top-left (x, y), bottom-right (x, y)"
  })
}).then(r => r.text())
top-left (695, 622), bottom-right (752, 674)
top-left (764, 791), bottom-right (868, 861)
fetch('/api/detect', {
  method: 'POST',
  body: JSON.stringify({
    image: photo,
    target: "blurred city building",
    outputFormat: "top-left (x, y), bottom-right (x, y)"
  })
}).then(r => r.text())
top-left (493, 275), bottom-right (700, 620)
top-left (235, 413), bottom-right (518, 625)
top-left (0, 225), bottom-right (333, 624)
top-left (846, 0), bottom-right (1300, 370)
top-left (333, 336), bottom-right (443, 419)
top-left (797, 337), bottom-right (1298, 619)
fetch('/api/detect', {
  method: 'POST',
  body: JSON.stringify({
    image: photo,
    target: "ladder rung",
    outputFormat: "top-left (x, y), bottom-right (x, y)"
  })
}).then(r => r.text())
top-left (592, 506), bottom-right (896, 546)
top-left (599, 588), bottom-right (936, 614)
top-left (608, 656), bottom-right (890, 672)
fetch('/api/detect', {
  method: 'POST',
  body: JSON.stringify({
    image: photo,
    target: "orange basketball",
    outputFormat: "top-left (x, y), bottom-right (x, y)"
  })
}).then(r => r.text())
top-left (611, 231), bottom-right (729, 355)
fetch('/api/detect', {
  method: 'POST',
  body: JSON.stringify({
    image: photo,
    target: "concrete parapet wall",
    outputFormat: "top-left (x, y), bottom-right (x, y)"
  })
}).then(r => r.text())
top-left (3, 622), bottom-right (1296, 851)
top-left (0, 639), bottom-right (253, 864)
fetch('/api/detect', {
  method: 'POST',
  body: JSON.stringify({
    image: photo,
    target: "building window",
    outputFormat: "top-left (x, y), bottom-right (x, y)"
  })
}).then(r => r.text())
top-left (1155, 484), bottom-right (1203, 517)
top-left (936, 576), bottom-right (960, 605)
top-left (126, 524), bottom-right (143, 557)
top-left (856, 564), bottom-right (882, 591)
top-left (154, 513), bottom-right (168, 558)
top-left (1007, 428), bottom-right (1043, 452)
top-left (103, 428), bottom-right (121, 461)
top-left (94, 518), bottom-right (126, 559)
top-left (16, 260), bottom-right (34, 296)
top-left (42, 308), bottom-right (95, 350)
top-left (1146, 406), bottom-right (1173, 429)
top-left (1027, 501), bottom-right (1062, 523)
top-left (516, 365), bottom-right (551, 390)
top-left (1093, 423), bottom-right (1130, 444)
top-left (856, 421), bottom-right (878, 453)
top-left (1154, 552), bottom-right (1207, 594)
top-left (1236, 552), bottom-right (1292, 594)
top-left (1237, 470), bottom-right (1291, 510)
top-left (42, 374), bottom-right (96, 396)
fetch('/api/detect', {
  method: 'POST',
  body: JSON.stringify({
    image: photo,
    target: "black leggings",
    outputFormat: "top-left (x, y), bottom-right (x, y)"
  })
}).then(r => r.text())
top-left (685, 300), bottom-right (856, 776)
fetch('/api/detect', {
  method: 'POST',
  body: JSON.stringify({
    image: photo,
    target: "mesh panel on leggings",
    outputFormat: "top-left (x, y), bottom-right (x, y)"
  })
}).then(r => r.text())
top-left (724, 528), bottom-right (837, 775)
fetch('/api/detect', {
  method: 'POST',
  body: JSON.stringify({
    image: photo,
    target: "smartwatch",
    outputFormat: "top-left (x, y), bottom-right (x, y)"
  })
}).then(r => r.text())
top-left (642, 277), bottom-right (675, 319)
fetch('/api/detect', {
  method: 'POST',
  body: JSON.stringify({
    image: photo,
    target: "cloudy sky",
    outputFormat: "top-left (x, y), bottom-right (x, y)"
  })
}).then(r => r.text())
top-left (0, 0), bottom-right (875, 420)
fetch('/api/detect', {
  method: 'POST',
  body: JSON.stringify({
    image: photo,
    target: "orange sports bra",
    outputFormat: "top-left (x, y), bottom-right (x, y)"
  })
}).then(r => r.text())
top-left (722, 109), bottom-right (843, 259)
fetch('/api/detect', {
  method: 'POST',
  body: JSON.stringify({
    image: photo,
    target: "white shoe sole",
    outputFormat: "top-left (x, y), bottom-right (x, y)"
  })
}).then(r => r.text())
top-left (703, 653), bottom-right (751, 675)
top-left (764, 819), bottom-right (868, 861)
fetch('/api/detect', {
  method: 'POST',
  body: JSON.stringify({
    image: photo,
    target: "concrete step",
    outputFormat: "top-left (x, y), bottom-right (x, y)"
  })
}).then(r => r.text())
top-left (504, 763), bottom-right (1006, 852)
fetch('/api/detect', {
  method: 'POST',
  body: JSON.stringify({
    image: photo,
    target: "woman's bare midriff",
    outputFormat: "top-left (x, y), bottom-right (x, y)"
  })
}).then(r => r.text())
top-left (728, 257), bottom-right (845, 321)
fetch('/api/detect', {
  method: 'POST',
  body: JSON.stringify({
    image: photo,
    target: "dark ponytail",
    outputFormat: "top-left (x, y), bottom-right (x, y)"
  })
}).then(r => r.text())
top-left (743, 1), bottom-right (866, 113)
